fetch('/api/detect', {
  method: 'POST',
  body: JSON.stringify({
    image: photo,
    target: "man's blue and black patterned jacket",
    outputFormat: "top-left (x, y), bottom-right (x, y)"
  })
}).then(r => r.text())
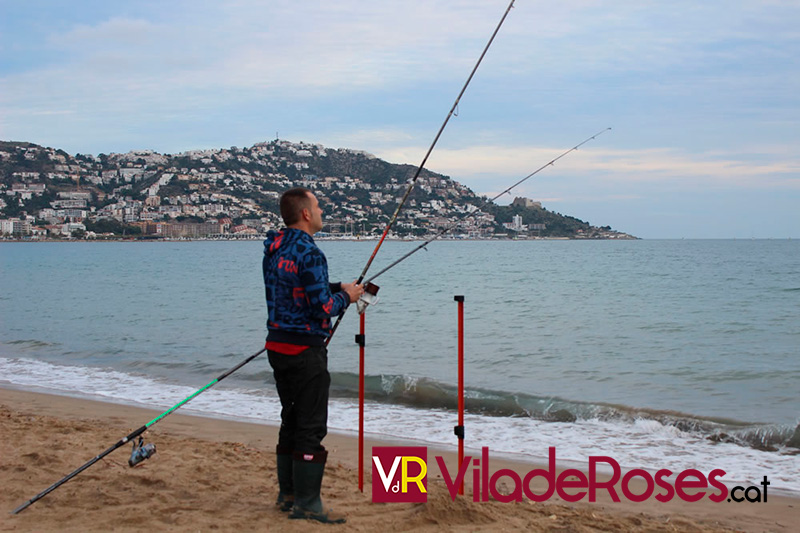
top-left (263, 228), bottom-right (350, 346)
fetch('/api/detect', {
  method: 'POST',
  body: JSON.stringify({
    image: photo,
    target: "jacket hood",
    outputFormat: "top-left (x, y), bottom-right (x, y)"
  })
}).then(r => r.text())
top-left (263, 228), bottom-right (311, 257)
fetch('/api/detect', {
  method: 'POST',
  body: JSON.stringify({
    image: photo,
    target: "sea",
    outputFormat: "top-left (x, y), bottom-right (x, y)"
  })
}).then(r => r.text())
top-left (1, 239), bottom-right (799, 494)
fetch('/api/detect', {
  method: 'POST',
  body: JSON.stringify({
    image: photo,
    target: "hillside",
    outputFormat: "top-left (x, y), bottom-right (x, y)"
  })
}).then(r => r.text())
top-left (0, 139), bottom-right (635, 239)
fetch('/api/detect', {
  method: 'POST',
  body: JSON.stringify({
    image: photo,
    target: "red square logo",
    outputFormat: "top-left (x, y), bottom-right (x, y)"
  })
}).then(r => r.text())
top-left (372, 446), bottom-right (428, 503)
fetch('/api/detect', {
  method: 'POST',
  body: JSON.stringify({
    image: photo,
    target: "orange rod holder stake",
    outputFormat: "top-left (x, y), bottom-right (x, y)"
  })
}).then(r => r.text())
top-left (454, 295), bottom-right (466, 495)
top-left (355, 313), bottom-right (366, 492)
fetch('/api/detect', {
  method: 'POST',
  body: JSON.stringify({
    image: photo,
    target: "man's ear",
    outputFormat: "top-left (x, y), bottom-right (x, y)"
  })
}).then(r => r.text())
top-left (301, 207), bottom-right (311, 221)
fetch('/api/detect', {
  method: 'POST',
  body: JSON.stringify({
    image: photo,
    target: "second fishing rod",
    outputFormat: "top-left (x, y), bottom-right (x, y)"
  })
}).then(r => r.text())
top-left (365, 128), bottom-right (612, 285)
top-left (343, 128), bottom-right (612, 325)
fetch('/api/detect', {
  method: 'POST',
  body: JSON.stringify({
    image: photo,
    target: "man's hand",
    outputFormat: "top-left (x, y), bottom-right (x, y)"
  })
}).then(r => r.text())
top-left (341, 281), bottom-right (364, 303)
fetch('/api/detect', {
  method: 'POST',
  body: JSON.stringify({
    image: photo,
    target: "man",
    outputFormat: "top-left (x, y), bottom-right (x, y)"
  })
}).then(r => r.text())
top-left (263, 187), bottom-right (362, 524)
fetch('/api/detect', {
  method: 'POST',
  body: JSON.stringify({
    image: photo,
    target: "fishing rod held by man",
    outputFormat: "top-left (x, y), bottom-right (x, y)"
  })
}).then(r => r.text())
top-left (326, 0), bottom-right (517, 344)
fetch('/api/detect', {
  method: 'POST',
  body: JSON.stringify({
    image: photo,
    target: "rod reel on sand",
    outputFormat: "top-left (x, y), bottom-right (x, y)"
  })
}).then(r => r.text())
top-left (11, 346), bottom-right (267, 514)
top-left (128, 436), bottom-right (157, 467)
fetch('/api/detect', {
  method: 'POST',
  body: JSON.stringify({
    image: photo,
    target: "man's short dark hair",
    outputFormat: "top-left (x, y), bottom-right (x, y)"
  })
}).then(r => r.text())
top-left (280, 187), bottom-right (313, 226)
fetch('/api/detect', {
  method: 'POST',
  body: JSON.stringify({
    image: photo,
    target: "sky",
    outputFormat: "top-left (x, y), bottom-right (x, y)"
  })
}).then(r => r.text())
top-left (1, 1), bottom-right (798, 238)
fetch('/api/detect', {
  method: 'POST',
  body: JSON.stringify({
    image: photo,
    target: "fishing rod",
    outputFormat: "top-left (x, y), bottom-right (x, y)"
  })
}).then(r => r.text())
top-left (327, 0), bottom-right (516, 343)
top-left (11, 346), bottom-right (267, 515)
top-left (366, 127), bottom-right (612, 284)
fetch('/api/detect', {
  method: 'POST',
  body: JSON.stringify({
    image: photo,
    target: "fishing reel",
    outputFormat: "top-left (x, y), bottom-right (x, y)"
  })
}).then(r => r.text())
top-left (356, 282), bottom-right (380, 315)
top-left (128, 436), bottom-right (157, 467)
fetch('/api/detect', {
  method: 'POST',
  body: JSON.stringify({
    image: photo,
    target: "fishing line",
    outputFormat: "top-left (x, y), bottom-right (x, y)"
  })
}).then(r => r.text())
top-left (327, 0), bottom-right (516, 343)
top-left (366, 127), bottom-right (612, 284)
top-left (11, 347), bottom-right (267, 514)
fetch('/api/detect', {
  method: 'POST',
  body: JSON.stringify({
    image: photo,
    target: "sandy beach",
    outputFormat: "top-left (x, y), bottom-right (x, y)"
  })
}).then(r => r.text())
top-left (1, 387), bottom-right (796, 532)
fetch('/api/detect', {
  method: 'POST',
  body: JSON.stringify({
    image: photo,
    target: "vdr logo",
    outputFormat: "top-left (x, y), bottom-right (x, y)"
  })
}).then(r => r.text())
top-left (371, 447), bottom-right (428, 503)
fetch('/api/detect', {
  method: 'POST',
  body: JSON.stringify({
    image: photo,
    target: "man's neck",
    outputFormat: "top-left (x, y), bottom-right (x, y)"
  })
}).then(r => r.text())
top-left (288, 223), bottom-right (313, 236)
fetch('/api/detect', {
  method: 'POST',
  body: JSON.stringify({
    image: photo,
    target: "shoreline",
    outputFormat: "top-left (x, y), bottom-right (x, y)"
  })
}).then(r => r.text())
top-left (2, 387), bottom-right (796, 532)
top-left (0, 234), bottom-right (637, 243)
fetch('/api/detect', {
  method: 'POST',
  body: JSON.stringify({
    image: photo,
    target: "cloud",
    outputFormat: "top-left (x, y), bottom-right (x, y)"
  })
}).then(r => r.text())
top-left (319, 128), bottom-right (419, 150)
top-left (2, 0), bottom-right (799, 169)
top-left (0, 1), bottom-right (524, 127)
top-left (4, 1), bottom-right (798, 109)
top-left (54, 17), bottom-right (162, 49)
top-left (374, 143), bottom-right (800, 192)
top-left (36, 2), bottom-right (513, 91)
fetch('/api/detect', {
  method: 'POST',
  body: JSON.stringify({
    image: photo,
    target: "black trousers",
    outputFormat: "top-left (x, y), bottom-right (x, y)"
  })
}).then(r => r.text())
top-left (268, 346), bottom-right (330, 456)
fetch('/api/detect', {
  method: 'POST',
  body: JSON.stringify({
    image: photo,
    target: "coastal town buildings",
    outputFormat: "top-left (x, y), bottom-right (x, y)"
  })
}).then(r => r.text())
top-left (1, 140), bottom-right (634, 240)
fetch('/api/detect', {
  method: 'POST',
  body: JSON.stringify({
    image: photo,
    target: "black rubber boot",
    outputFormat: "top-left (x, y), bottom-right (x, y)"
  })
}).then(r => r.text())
top-left (289, 452), bottom-right (345, 524)
top-left (275, 450), bottom-right (294, 512)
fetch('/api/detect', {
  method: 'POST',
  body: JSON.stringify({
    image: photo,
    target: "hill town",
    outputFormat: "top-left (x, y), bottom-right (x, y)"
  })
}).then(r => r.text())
top-left (0, 139), bottom-right (635, 240)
